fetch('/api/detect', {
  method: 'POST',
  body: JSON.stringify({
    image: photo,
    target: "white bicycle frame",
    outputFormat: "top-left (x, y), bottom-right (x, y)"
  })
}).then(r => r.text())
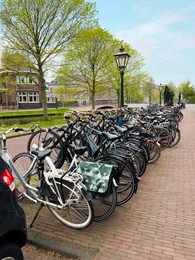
top-left (0, 130), bottom-right (83, 209)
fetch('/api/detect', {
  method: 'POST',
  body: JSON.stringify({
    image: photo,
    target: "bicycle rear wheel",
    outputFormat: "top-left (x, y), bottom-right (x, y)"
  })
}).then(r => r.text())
top-left (95, 154), bottom-right (138, 206)
top-left (91, 181), bottom-right (117, 222)
top-left (45, 178), bottom-right (94, 229)
top-left (12, 152), bottom-right (38, 199)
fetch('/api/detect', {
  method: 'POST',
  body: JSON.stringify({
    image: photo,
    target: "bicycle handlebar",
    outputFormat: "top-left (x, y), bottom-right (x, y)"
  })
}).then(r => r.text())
top-left (1, 124), bottom-right (41, 135)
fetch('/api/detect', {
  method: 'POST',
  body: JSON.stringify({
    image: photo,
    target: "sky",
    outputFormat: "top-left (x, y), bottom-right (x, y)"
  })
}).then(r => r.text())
top-left (88, 0), bottom-right (195, 87)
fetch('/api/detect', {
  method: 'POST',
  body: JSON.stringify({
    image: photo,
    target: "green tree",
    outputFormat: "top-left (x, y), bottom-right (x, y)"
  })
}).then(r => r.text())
top-left (142, 76), bottom-right (157, 104)
top-left (0, 0), bottom-right (97, 119)
top-left (105, 43), bottom-right (146, 106)
top-left (178, 80), bottom-right (195, 103)
top-left (1, 50), bottom-right (33, 71)
top-left (57, 27), bottom-right (117, 109)
top-left (0, 50), bottom-right (36, 84)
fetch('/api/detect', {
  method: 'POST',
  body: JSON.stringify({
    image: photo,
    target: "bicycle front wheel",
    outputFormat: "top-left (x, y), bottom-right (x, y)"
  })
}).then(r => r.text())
top-left (154, 127), bottom-right (171, 151)
top-left (147, 141), bottom-right (161, 163)
top-left (45, 180), bottom-right (94, 229)
top-left (27, 129), bottom-right (65, 168)
top-left (169, 128), bottom-right (181, 148)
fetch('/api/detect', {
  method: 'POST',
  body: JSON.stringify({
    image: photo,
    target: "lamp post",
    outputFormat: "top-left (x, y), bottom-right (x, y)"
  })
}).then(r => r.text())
top-left (114, 46), bottom-right (130, 108)
top-left (158, 83), bottom-right (163, 105)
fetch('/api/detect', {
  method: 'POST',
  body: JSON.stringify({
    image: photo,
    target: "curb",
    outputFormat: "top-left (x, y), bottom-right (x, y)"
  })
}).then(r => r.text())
top-left (27, 229), bottom-right (96, 260)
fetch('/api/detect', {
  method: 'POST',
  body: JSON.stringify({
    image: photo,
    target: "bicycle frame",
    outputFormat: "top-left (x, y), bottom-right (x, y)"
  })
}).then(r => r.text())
top-left (0, 130), bottom-right (82, 208)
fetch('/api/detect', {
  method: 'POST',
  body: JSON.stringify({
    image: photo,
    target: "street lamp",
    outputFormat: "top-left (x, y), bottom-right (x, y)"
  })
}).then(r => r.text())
top-left (158, 83), bottom-right (163, 105)
top-left (114, 46), bottom-right (130, 108)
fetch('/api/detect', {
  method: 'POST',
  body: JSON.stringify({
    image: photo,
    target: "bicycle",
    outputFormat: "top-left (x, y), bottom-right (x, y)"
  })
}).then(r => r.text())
top-left (27, 117), bottom-right (138, 207)
top-left (14, 139), bottom-right (118, 222)
top-left (27, 112), bottom-right (86, 168)
top-left (1, 127), bottom-right (94, 229)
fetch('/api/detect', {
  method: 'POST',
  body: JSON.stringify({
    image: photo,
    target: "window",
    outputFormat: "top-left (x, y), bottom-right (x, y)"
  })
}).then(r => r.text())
top-left (17, 75), bottom-right (37, 84)
top-left (27, 76), bottom-right (38, 84)
top-left (28, 92), bottom-right (39, 103)
top-left (18, 92), bottom-right (27, 103)
top-left (18, 91), bottom-right (39, 103)
top-left (17, 76), bottom-right (26, 84)
top-left (47, 95), bottom-right (55, 103)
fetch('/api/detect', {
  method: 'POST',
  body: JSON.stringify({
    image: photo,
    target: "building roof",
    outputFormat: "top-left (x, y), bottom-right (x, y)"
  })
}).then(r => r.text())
top-left (0, 69), bottom-right (38, 74)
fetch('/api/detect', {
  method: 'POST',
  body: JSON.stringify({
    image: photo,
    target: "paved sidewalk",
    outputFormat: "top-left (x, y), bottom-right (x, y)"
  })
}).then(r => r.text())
top-left (7, 108), bottom-right (195, 260)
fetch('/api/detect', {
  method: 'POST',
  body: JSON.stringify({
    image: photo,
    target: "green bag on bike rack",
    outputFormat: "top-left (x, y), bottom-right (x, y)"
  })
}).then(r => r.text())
top-left (76, 161), bottom-right (118, 193)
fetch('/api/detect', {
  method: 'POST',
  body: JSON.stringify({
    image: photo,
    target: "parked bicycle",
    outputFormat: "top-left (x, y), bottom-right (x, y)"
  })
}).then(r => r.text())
top-left (1, 127), bottom-right (94, 229)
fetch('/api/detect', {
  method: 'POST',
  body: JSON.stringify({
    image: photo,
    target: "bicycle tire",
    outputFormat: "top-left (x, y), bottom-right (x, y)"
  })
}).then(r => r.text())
top-left (169, 128), bottom-right (181, 148)
top-left (140, 142), bottom-right (150, 162)
top-left (45, 178), bottom-right (94, 229)
top-left (75, 158), bottom-right (117, 221)
top-left (135, 150), bottom-right (148, 177)
top-left (0, 241), bottom-right (23, 260)
top-left (94, 154), bottom-right (138, 206)
top-left (113, 145), bottom-right (140, 177)
top-left (115, 143), bottom-right (147, 177)
top-left (12, 152), bottom-right (38, 199)
top-left (27, 129), bottom-right (65, 168)
top-left (154, 127), bottom-right (171, 151)
top-left (127, 137), bottom-right (149, 162)
top-left (92, 182), bottom-right (117, 221)
top-left (147, 141), bottom-right (161, 163)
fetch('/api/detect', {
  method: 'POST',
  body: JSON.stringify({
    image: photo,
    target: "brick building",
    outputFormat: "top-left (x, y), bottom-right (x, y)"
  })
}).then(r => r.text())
top-left (0, 69), bottom-right (56, 110)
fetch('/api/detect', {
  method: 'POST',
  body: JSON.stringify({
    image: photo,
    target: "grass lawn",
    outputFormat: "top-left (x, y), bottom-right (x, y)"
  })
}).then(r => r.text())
top-left (0, 108), bottom-right (72, 134)
top-left (0, 108), bottom-right (70, 118)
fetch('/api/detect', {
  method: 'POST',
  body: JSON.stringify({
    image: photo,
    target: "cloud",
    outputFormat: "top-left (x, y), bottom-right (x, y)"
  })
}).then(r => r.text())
top-left (115, 21), bottom-right (164, 53)
top-left (159, 11), bottom-right (184, 25)
top-left (115, 8), bottom-right (194, 61)
top-left (132, 3), bottom-right (152, 18)
top-left (174, 35), bottom-right (195, 49)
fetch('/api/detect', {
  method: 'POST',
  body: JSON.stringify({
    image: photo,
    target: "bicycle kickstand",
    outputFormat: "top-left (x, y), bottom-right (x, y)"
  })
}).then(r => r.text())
top-left (29, 203), bottom-right (44, 228)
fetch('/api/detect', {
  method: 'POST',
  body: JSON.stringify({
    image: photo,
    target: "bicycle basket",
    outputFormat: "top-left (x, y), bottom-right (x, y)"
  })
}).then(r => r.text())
top-left (76, 161), bottom-right (119, 193)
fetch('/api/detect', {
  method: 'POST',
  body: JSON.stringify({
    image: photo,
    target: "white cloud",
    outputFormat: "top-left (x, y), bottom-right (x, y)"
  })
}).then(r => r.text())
top-left (115, 8), bottom-right (195, 61)
top-left (159, 11), bottom-right (184, 25)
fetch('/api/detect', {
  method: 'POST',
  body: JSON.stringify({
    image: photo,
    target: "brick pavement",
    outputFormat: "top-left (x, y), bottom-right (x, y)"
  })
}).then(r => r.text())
top-left (7, 108), bottom-right (195, 260)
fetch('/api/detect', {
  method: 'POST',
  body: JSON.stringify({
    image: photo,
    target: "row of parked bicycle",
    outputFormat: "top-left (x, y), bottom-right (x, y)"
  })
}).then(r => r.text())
top-left (1, 104), bottom-right (183, 230)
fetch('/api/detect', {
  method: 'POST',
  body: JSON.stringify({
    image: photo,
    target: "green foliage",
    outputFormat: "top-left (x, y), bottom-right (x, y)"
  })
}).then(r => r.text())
top-left (1, 50), bottom-right (34, 71)
top-left (62, 100), bottom-right (78, 107)
top-left (142, 76), bottom-right (157, 104)
top-left (0, 0), bottom-right (97, 119)
top-left (105, 42), bottom-right (146, 105)
top-left (178, 80), bottom-right (195, 103)
top-left (57, 26), bottom-right (118, 108)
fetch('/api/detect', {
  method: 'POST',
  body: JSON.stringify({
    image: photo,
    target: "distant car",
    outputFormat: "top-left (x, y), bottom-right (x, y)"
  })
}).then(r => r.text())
top-left (0, 156), bottom-right (27, 260)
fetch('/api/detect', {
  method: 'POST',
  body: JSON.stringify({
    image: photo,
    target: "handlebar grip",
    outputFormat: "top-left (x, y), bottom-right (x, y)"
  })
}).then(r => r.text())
top-left (64, 114), bottom-right (70, 120)
top-left (14, 127), bottom-right (24, 132)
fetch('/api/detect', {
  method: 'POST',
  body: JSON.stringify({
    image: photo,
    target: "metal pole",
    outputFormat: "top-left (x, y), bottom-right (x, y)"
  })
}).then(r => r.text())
top-left (160, 90), bottom-right (162, 105)
top-left (120, 70), bottom-right (124, 107)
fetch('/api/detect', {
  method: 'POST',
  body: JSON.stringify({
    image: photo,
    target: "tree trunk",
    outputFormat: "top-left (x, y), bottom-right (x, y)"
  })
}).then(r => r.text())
top-left (91, 90), bottom-right (95, 109)
top-left (91, 80), bottom-right (95, 110)
top-left (39, 74), bottom-right (48, 120)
